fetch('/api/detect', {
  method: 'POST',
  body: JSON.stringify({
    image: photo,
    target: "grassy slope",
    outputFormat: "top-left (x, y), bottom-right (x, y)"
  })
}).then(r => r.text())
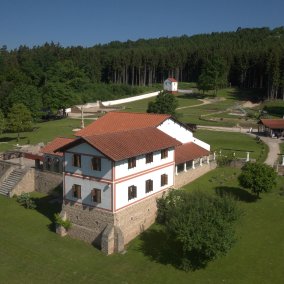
top-left (0, 168), bottom-right (283, 283)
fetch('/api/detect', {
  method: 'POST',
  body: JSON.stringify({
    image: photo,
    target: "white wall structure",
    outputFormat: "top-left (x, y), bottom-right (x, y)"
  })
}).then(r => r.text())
top-left (102, 91), bottom-right (161, 106)
top-left (163, 78), bottom-right (178, 92)
top-left (115, 164), bottom-right (174, 210)
top-left (64, 143), bottom-right (113, 180)
top-left (158, 118), bottom-right (193, 143)
top-left (114, 148), bottom-right (174, 180)
top-left (64, 175), bottom-right (112, 210)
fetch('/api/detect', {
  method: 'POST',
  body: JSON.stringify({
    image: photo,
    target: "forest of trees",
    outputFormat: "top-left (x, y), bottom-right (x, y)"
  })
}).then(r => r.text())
top-left (1, 27), bottom-right (284, 118)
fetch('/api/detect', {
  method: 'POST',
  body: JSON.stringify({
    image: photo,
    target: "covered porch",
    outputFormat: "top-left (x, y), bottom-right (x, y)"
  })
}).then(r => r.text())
top-left (174, 142), bottom-right (216, 188)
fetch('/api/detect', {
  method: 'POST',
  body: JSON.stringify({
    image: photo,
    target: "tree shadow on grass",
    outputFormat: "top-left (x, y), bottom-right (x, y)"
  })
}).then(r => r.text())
top-left (138, 226), bottom-right (182, 269)
top-left (0, 137), bottom-right (16, 143)
top-left (139, 226), bottom-right (210, 271)
top-left (215, 186), bottom-right (258, 202)
top-left (33, 194), bottom-right (62, 231)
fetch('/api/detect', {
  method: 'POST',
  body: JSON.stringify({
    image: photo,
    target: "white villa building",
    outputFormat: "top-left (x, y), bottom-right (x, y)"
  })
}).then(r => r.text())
top-left (53, 112), bottom-right (212, 254)
top-left (163, 77), bottom-right (178, 93)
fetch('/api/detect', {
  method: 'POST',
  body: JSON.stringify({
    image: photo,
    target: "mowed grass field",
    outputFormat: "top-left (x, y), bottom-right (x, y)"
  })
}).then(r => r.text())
top-left (118, 88), bottom-right (264, 127)
top-left (0, 118), bottom-right (88, 152)
top-left (194, 129), bottom-right (268, 162)
top-left (0, 167), bottom-right (283, 283)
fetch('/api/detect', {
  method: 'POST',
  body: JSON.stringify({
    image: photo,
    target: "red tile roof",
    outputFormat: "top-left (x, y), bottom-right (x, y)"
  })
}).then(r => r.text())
top-left (41, 137), bottom-right (75, 157)
top-left (175, 142), bottom-right (210, 164)
top-left (58, 128), bottom-right (180, 161)
top-left (260, 119), bottom-right (284, 129)
top-left (75, 112), bottom-right (171, 137)
top-left (167, 78), bottom-right (177, 82)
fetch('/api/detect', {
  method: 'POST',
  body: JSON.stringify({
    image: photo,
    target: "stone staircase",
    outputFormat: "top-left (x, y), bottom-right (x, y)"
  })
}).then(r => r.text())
top-left (0, 168), bottom-right (26, 197)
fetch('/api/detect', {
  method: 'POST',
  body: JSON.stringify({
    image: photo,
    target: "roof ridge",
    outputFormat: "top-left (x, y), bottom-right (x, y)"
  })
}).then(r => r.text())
top-left (108, 111), bottom-right (171, 117)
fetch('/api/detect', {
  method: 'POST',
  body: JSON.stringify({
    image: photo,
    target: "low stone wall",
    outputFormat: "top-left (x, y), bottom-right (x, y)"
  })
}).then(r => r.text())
top-left (34, 170), bottom-right (63, 194)
top-left (174, 162), bottom-right (217, 189)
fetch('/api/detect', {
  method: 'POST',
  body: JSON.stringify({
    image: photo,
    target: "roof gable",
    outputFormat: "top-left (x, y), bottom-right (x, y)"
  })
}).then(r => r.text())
top-left (41, 137), bottom-right (75, 157)
top-left (75, 112), bottom-right (171, 137)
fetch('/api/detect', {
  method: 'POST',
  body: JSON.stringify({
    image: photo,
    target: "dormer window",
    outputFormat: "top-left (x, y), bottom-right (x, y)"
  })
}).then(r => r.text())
top-left (128, 157), bottom-right (136, 169)
top-left (73, 154), bottom-right (81, 167)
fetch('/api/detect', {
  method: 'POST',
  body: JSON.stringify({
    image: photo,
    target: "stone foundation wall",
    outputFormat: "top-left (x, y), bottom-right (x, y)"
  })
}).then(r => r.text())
top-left (62, 202), bottom-right (114, 248)
top-left (60, 189), bottom-right (169, 253)
top-left (174, 162), bottom-right (217, 189)
top-left (114, 190), bottom-right (167, 245)
top-left (34, 170), bottom-right (63, 194)
top-left (12, 169), bottom-right (35, 196)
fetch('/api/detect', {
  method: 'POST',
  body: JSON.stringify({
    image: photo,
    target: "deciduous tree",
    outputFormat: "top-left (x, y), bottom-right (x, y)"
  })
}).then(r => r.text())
top-left (157, 190), bottom-right (241, 271)
top-left (147, 91), bottom-right (178, 116)
top-left (238, 162), bottom-right (277, 197)
top-left (7, 103), bottom-right (33, 141)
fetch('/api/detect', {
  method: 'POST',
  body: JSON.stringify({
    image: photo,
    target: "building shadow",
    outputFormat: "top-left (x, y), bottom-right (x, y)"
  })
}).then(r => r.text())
top-left (33, 194), bottom-right (62, 231)
top-left (215, 186), bottom-right (258, 202)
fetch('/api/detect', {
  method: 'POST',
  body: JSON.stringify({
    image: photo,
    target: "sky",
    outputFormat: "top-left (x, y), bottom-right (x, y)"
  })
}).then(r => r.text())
top-left (0, 0), bottom-right (283, 50)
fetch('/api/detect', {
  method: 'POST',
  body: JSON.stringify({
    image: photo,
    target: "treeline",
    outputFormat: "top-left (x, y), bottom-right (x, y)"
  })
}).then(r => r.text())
top-left (0, 27), bottom-right (284, 117)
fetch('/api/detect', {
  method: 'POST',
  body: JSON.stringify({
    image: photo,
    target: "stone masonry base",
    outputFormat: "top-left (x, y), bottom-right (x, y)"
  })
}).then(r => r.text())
top-left (61, 189), bottom-right (168, 254)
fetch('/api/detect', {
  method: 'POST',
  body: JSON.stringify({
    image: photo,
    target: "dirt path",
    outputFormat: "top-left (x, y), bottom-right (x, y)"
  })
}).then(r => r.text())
top-left (176, 97), bottom-right (226, 110)
top-left (198, 125), bottom-right (283, 166)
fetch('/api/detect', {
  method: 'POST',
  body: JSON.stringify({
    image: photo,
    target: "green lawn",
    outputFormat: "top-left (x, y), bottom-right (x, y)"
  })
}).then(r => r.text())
top-left (0, 118), bottom-right (83, 152)
top-left (118, 93), bottom-right (201, 113)
top-left (1, 168), bottom-right (283, 283)
top-left (195, 129), bottom-right (268, 162)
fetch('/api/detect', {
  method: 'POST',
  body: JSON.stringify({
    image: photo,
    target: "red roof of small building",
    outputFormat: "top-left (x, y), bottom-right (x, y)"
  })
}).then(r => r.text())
top-left (41, 137), bottom-right (75, 157)
top-left (260, 119), bottom-right (284, 129)
top-left (57, 128), bottom-right (181, 161)
top-left (75, 112), bottom-right (171, 137)
top-left (167, 78), bottom-right (177, 82)
top-left (175, 142), bottom-right (210, 164)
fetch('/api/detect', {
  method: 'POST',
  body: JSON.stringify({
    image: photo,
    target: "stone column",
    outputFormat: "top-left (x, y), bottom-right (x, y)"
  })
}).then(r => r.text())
top-left (20, 156), bottom-right (24, 169)
top-left (192, 160), bottom-right (195, 169)
top-left (213, 151), bottom-right (216, 161)
top-left (200, 158), bottom-right (203, 167)
top-left (246, 152), bottom-right (250, 162)
top-left (282, 155), bottom-right (284, 166)
top-left (184, 163), bottom-right (187, 172)
top-left (207, 156), bottom-right (210, 164)
top-left (175, 166), bottom-right (178, 175)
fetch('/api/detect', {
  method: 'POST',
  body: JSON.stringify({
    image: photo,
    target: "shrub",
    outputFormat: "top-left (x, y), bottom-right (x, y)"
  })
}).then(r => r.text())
top-left (54, 213), bottom-right (72, 230)
top-left (16, 192), bottom-right (36, 209)
top-left (216, 152), bottom-right (236, 167)
top-left (157, 190), bottom-right (241, 271)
